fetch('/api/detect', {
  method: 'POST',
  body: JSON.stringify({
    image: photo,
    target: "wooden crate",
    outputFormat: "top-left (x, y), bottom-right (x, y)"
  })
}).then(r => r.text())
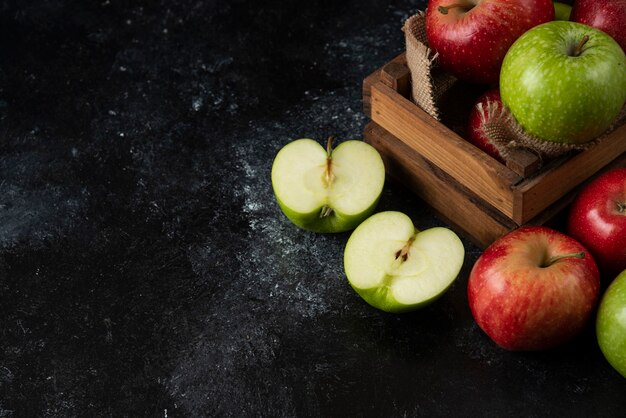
top-left (363, 53), bottom-right (626, 248)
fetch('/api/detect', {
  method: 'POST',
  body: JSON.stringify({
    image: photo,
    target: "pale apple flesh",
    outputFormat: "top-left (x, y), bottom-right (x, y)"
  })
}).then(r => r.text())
top-left (344, 211), bottom-right (465, 313)
top-left (271, 139), bottom-right (385, 233)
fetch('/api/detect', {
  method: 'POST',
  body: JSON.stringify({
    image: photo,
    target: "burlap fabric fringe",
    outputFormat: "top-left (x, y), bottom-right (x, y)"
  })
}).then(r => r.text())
top-left (403, 11), bottom-right (456, 121)
top-left (403, 11), bottom-right (626, 160)
top-left (477, 98), bottom-right (626, 160)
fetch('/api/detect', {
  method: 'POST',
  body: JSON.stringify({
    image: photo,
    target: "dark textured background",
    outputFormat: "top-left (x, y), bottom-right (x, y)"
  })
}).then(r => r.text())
top-left (0, 0), bottom-right (625, 416)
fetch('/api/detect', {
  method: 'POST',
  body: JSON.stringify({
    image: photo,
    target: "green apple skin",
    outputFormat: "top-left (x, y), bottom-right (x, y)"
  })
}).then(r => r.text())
top-left (271, 139), bottom-right (385, 233)
top-left (553, 2), bottom-right (572, 20)
top-left (500, 21), bottom-right (626, 144)
top-left (273, 193), bottom-right (381, 233)
top-left (597, 270), bottom-right (626, 378)
top-left (344, 211), bottom-right (465, 313)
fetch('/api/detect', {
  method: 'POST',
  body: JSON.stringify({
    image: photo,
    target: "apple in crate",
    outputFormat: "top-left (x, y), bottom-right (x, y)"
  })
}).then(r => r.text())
top-left (344, 211), bottom-right (464, 313)
top-left (500, 21), bottom-right (626, 144)
top-left (272, 138), bottom-right (385, 233)
top-left (571, 0), bottom-right (626, 52)
top-left (596, 269), bottom-right (626, 379)
top-left (467, 89), bottom-right (505, 163)
top-left (468, 226), bottom-right (600, 351)
top-left (425, 0), bottom-right (554, 84)
top-left (553, 1), bottom-right (572, 20)
top-left (567, 168), bottom-right (626, 279)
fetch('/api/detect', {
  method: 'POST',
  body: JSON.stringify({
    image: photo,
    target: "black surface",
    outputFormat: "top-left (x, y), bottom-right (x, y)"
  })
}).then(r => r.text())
top-left (0, 0), bottom-right (625, 416)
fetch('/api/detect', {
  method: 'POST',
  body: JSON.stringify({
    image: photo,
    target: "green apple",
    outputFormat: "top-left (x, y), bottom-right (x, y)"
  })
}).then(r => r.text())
top-left (597, 269), bottom-right (626, 379)
top-left (553, 2), bottom-right (572, 20)
top-left (500, 21), bottom-right (626, 144)
top-left (271, 138), bottom-right (385, 233)
top-left (343, 211), bottom-right (465, 313)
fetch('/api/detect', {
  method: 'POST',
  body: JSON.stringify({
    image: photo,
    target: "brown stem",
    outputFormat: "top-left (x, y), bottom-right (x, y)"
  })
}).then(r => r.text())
top-left (573, 35), bottom-right (590, 57)
top-left (319, 205), bottom-right (333, 218)
top-left (437, 3), bottom-right (469, 14)
top-left (324, 136), bottom-right (335, 186)
top-left (617, 201), bottom-right (626, 214)
top-left (542, 251), bottom-right (585, 267)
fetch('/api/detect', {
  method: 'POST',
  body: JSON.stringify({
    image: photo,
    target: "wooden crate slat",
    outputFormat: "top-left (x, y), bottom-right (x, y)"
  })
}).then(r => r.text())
top-left (362, 69), bottom-right (379, 118)
top-left (363, 54), bottom-right (408, 118)
top-left (380, 61), bottom-right (411, 99)
top-left (513, 123), bottom-right (626, 223)
top-left (364, 122), bottom-right (516, 248)
top-left (362, 54), bottom-right (626, 247)
top-left (370, 82), bottom-right (521, 219)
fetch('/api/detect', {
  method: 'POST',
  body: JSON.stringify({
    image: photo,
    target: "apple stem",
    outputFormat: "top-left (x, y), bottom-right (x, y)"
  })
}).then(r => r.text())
top-left (617, 201), bottom-right (626, 214)
top-left (543, 251), bottom-right (585, 267)
top-left (437, 4), bottom-right (469, 14)
top-left (572, 35), bottom-right (590, 57)
top-left (324, 136), bottom-right (335, 187)
top-left (319, 205), bottom-right (334, 218)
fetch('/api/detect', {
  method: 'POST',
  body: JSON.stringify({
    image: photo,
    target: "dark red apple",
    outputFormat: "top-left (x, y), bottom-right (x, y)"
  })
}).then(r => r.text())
top-left (468, 226), bottom-right (600, 351)
top-left (425, 0), bottom-right (554, 84)
top-left (571, 0), bottom-right (626, 52)
top-left (466, 89), bottom-right (505, 163)
top-left (567, 168), bottom-right (626, 279)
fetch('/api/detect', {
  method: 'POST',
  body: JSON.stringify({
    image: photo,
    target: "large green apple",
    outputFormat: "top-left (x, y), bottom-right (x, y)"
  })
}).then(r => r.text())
top-left (271, 138), bottom-right (385, 233)
top-left (597, 269), bottom-right (626, 378)
top-left (500, 21), bottom-right (626, 144)
top-left (344, 211), bottom-right (465, 313)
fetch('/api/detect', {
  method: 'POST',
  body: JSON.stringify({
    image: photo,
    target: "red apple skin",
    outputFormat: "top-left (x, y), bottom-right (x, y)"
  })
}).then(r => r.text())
top-left (571, 0), bottom-right (626, 52)
top-left (467, 89), bottom-right (505, 163)
top-left (567, 168), bottom-right (626, 279)
top-left (468, 226), bottom-right (600, 351)
top-left (425, 0), bottom-right (554, 84)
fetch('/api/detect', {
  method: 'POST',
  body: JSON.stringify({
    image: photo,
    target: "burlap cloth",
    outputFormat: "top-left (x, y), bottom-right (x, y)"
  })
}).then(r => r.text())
top-left (403, 11), bottom-right (626, 160)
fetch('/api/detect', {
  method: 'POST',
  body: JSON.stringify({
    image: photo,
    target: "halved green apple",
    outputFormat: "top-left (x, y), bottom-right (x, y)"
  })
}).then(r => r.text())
top-left (271, 138), bottom-right (385, 233)
top-left (344, 211), bottom-right (465, 313)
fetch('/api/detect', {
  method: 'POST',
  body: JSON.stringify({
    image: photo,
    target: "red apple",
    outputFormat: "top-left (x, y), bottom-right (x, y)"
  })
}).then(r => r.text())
top-left (425, 0), bottom-right (554, 84)
top-left (468, 226), bottom-right (600, 351)
top-left (466, 89), bottom-right (505, 163)
top-left (567, 168), bottom-right (626, 279)
top-left (571, 0), bottom-right (626, 52)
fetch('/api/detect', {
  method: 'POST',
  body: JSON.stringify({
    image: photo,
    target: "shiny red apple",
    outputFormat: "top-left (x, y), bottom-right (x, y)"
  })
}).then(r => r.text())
top-left (468, 226), bottom-right (600, 351)
top-left (466, 89), bottom-right (505, 163)
top-left (571, 0), bottom-right (626, 52)
top-left (567, 168), bottom-right (626, 279)
top-left (425, 0), bottom-right (554, 84)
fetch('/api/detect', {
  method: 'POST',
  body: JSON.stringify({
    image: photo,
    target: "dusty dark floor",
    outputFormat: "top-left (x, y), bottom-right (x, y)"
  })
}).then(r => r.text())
top-left (0, 0), bottom-right (624, 416)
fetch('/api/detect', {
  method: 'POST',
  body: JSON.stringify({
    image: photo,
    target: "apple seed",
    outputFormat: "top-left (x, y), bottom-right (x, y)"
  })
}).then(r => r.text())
top-left (395, 235), bottom-right (417, 263)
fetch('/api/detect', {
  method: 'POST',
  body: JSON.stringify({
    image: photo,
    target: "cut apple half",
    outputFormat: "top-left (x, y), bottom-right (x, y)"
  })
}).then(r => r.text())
top-left (271, 138), bottom-right (385, 233)
top-left (344, 211), bottom-right (465, 313)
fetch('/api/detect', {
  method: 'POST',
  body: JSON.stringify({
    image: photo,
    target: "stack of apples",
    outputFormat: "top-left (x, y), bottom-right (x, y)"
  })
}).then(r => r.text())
top-left (270, 0), bottom-right (626, 382)
top-left (468, 168), bottom-right (626, 377)
top-left (425, 0), bottom-right (626, 150)
top-left (425, 0), bottom-right (626, 375)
